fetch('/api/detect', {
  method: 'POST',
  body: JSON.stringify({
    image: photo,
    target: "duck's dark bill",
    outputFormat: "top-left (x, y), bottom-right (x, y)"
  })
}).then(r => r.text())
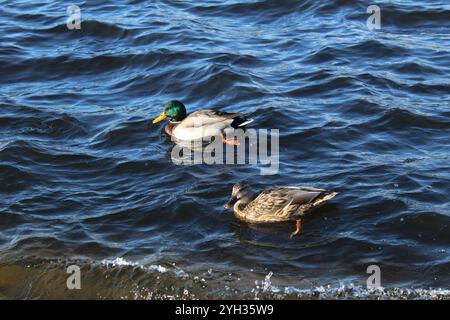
top-left (225, 197), bottom-right (237, 209)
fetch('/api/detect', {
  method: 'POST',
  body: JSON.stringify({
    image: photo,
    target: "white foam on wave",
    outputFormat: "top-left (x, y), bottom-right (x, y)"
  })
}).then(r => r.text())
top-left (97, 263), bottom-right (450, 300)
top-left (102, 257), bottom-right (138, 267)
top-left (252, 272), bottom-right (450, 300)
top-left (281, 284), bottom-right (450, 300)
top-left (101, 257), bottom-right (186, 276)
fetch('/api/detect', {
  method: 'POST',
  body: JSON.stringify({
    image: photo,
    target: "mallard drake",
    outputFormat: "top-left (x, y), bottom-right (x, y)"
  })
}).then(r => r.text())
top-left (152, 100), bottom-right (253, 145)
top-left (225, 183), bottom-right (338, 238)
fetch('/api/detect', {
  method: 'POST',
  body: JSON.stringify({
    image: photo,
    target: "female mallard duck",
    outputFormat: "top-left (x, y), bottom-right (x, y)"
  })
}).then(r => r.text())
top-left (152, 101), bottom-right (253, 145)
top-left (225, 183), bottom-right (338, 238)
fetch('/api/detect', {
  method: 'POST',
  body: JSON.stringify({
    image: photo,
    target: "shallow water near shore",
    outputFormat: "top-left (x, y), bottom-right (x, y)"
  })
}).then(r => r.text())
top-left (0, 0), bottom-right (449, 299)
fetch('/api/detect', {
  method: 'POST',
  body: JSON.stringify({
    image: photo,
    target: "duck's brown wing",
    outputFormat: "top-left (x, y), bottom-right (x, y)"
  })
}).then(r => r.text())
top-left (244, 187), bottom-right (336, 222)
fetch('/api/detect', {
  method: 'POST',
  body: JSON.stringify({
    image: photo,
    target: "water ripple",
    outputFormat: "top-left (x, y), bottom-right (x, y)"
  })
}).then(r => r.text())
top-left (0, 0), bottom-right (449, 299)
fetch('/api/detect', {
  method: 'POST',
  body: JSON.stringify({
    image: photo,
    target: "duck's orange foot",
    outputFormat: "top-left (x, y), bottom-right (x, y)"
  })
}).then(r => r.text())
top-left (220, 132), bottom-right (240, 146)
top-left (290, 218), bottom-right (302, 238)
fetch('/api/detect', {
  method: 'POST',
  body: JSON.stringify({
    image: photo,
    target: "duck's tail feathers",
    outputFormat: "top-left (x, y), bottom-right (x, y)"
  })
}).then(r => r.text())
top-left (238, 118), bottom-right (254, 127)
top-left (312, 191), bottom-right (338, 207)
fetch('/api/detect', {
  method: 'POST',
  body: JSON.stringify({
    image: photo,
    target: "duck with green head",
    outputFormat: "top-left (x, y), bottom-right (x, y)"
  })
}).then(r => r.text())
top-left (152, 100), bottom-right (253, 145)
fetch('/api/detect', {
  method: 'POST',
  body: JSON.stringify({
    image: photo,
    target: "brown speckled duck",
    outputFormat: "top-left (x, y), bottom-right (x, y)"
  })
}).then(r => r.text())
top-left (225, 183), bottom-right (338, 238)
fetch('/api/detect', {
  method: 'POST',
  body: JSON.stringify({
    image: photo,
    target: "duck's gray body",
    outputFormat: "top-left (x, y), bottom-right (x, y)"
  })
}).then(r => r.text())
top-left (170, 109), bottom-right (252, 141)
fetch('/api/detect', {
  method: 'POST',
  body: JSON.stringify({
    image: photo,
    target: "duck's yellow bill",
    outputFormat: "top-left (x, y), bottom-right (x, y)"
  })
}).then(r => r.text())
top-left (152, 112), bottom-right (167, 124)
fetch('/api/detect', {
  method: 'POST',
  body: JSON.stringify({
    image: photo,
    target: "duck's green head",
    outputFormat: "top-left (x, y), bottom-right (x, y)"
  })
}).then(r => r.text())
top-left (152, 100), bottom-right (187, 124)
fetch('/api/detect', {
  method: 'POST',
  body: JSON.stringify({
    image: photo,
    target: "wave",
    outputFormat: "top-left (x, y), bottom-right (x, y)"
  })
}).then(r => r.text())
top-left (38, 20), bottom-right (137, 39)
top-left (1, 258), bottom-right (449, 299)
top-left (102, 257), bottom-right (187, 276)
top-left (349, 107), bottom-right (450, 132)
top-left (0, 165), bottom-right (40, 193)
top-left (0, 48), bottom-right (206, 84)
top-left (187, 0), bottom-right (318, 22)
top-left (378, 5), bottom-right (450, 29)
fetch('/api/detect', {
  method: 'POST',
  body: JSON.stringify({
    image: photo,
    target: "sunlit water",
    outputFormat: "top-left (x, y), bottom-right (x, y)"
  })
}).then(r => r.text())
top-left (0, 0), bottom-right (449, 299)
